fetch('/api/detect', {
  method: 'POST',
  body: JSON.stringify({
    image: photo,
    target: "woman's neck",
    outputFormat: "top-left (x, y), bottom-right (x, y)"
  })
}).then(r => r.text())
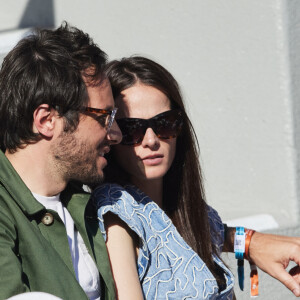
top-left (131, 177), bottom-right (163, 208)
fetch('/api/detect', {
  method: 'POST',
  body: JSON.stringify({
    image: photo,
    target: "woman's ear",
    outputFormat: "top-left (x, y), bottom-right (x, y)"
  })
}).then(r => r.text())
top-left (32, 104), bottom-right (58, 138)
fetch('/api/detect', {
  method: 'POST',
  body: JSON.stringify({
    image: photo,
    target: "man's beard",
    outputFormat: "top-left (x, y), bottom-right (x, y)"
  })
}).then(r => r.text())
top-left (50, 130), bottom-right (104, 186)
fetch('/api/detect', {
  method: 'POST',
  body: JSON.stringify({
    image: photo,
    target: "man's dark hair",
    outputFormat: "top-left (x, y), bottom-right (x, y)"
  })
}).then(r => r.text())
top-left (0, 22), bottom-right (107, 152)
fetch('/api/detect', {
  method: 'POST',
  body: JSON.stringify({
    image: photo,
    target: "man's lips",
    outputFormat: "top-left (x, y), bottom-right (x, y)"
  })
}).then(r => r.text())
top-left (98, 146), bottom-right (110, 157)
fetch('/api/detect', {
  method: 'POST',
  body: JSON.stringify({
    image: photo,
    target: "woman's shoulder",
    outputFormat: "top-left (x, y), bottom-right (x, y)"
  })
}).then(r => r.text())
top-left (92, 183), bottom-right (147, 203)
top-left (92, 183), bottom-right (151, 207)
top-left (92, 183), bottom-right (163, 239)
top-left (91, 182), bottom-right (127, 203)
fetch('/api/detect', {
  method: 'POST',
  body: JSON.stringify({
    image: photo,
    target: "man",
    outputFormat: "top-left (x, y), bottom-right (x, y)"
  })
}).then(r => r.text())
top-left (0, 23), bottom-right (121, 299)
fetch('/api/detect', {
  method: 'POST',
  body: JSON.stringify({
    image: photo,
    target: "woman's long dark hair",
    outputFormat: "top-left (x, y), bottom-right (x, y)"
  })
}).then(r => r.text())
top-left (105, 56), bottom-right (223, 282)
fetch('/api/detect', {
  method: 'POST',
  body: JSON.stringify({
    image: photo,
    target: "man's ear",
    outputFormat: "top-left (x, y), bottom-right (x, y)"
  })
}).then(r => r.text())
top-left (33, 104), bottom-right (58, 138)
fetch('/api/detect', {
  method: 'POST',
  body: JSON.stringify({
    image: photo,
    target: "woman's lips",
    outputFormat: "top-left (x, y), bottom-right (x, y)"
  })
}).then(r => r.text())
top-left (142, 154), bottom-right (164, 166)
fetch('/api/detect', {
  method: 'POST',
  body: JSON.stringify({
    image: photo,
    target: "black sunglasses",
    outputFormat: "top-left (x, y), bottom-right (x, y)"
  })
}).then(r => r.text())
top-left (117, 109), bottom-right (183, 145)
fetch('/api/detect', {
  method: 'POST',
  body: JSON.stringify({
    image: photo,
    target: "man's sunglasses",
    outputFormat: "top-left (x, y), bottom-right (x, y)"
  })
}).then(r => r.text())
top-left (83, 106), bottom-right (118, 132)
top-left (117, 109), bottom-right (183, 145)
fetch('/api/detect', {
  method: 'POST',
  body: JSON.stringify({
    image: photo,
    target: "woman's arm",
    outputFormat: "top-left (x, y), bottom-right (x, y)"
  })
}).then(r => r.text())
top-left (104, 212), bottom-right (144, 300)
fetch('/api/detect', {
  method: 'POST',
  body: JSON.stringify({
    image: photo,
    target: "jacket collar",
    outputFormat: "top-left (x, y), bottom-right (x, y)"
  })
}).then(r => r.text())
top-left (0, 150), bottom-right (44, 215)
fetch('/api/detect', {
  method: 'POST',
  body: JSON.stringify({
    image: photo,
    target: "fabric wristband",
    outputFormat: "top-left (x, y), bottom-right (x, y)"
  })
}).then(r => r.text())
top-left (246, 229), bottom-right (258, 297)
top-left (234, 226), bottom-right (245, 259)
top-left (234, 227), bottom-right (245, 290)
top-left (250, 263), bottom-right (259, 297)
top-left (245, 229), bottom-right (256, 261)
top-left (234, 227), bottom-right (259, 296)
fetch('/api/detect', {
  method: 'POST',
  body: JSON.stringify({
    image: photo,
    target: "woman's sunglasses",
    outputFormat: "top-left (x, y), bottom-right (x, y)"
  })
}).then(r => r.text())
top-left (117, 109), bottom-right (183, 145)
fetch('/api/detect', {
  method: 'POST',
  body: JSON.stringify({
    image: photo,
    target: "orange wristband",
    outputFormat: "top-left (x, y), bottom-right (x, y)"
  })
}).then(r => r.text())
top-left (244, 229), bottom-right (255, 260)
top-left (250, 263), bottom-right (259, 297)
top-left (245, 229), bottom-right (259, 297)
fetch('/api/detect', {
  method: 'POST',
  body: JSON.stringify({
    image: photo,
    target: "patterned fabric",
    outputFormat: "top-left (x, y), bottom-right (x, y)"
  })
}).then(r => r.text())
top-left (92, 183), bottom-right (234, 300)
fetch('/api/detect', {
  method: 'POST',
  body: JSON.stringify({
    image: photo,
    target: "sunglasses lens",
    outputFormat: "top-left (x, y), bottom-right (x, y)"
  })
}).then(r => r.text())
top-left (117, 110), bottom-right (183, 145)
top-left (154, 110), bottom-right (183, 139)
top-left (117, 119), bottom-right (146, 145)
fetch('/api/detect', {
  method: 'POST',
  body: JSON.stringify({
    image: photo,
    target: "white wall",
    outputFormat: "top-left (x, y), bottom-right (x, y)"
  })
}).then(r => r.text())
top-left (0, 0), bottom-right (299, 228)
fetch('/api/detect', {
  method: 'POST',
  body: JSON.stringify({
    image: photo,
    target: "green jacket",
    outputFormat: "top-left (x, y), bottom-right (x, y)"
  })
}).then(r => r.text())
top-left (0, 151), bottom-right (116, 300)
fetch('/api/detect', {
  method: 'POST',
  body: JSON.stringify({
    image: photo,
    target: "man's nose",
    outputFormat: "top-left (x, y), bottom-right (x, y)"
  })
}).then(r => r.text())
top-left (107, 120), bottom-right (122, 144)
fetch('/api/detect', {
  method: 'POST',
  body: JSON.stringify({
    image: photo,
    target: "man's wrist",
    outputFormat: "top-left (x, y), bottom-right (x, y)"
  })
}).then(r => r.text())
top-left (223, 225), bottom-right (236, 252)
top-left (245, 229), bottom-right (256, 260)
top-left (223, 225), bottom-right (256, 258)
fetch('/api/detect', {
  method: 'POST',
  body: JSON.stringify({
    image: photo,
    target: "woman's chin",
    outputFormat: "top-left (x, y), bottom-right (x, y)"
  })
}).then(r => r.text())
top-left (142, 171), bottom-right (167, 181)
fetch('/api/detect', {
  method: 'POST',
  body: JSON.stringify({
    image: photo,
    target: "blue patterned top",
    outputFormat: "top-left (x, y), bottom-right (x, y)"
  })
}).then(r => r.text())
top-left (92, 183), bottom-right (234, 300)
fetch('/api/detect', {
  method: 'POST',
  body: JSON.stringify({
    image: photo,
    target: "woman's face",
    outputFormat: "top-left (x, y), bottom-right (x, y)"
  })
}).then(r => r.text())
top-left (113, 84), bottom-right (177, 185)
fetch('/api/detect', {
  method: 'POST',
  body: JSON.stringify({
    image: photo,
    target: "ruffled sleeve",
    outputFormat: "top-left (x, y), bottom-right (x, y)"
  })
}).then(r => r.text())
top-left (91, 183), bottom-right (150, 281)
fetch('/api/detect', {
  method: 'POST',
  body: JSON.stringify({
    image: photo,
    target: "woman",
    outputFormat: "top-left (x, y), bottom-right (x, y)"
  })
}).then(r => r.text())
top-left (91, 56), bottom-right (300, 300)
top-left (92, 56), bottom-right (234, 299)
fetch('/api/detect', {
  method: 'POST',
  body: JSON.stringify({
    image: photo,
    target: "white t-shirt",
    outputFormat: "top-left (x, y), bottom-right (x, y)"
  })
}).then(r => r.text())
top-left (32, 193), bottom-right (101, 300)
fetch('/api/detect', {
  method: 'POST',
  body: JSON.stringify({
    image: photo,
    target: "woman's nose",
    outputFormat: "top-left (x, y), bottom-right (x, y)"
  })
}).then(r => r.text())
top-left (141, 127), bottom-right (160, 149)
